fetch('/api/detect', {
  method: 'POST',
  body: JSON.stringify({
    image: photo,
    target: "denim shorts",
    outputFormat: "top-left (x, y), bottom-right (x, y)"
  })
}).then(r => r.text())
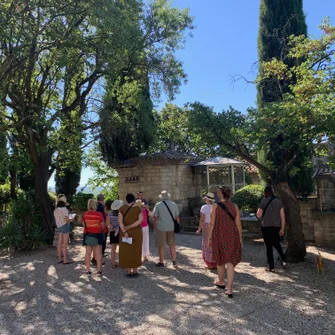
top-left (58, 223), bottom-right (70, 234)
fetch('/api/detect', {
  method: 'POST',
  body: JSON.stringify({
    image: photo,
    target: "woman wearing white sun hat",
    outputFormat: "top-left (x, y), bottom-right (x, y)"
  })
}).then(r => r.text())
top-left (196, 192), bottom-right (216, 269)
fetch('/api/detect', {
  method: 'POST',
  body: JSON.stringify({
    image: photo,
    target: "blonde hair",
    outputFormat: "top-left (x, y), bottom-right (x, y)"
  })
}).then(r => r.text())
top-left (87, 198), bottom-right (97, 211)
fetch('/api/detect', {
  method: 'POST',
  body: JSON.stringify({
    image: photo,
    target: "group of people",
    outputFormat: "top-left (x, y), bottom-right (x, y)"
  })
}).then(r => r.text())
top-left (54, 185), bottom-right (286, 298)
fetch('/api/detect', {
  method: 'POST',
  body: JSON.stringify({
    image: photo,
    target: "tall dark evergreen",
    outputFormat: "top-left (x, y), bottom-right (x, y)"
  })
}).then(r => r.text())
top-left (257, 0), bottom-right (307, 104)
top-left (100, 73), bottom-right (155, 164)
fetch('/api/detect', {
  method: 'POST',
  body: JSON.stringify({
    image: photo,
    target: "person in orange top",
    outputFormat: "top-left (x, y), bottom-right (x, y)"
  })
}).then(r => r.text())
top-left (81, 199), bottom-right (105, 276)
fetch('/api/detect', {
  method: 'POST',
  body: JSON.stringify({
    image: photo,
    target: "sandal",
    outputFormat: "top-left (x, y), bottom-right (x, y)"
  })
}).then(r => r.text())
top-left (225, 292), bottom-right (233, 298)
top-left (214, 283), bottom-right (226, 289)
top-left (57, 260), bottom-right (63, 264)
top-left (86, 271), bottom-right (92, 276)
top-left (125, 273), bottom-right (132, 278)
top-left (63, 261), bottom-right (73, 265)
top-left (97, 271), bottom-right (103, 277)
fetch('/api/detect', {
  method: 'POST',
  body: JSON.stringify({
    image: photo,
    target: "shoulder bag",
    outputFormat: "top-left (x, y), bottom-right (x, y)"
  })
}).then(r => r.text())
top-left (162, 201), bottom-right (180, 233)
top-left (217, 202), bottom-right (235, 222)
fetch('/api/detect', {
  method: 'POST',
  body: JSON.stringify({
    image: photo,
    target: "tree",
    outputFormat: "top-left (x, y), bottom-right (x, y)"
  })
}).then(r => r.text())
top-left (0, 0), bottom-right (193, 234)
top-left (99, 0), bottom-right (194, 163)
top-left (257, 0), bottom-right (313, 196)
top-left (257, 0), bottom-right (307, 104)
top-left (188, 22), bottom-right (335, 263)
top-left (149, 103), bottom-right (229, 157)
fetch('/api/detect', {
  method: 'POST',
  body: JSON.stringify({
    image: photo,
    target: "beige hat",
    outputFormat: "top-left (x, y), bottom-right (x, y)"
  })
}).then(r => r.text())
top-left (204, 192), bottom-right (215, 202)
top-left (135, 199), bottom-right (145, 207)
top-left (58, 196), bottom-right (69, 206)
top-left (159, 190), bottom-right (170, 200)
top-left (111, 200), bottom-right (123, 211)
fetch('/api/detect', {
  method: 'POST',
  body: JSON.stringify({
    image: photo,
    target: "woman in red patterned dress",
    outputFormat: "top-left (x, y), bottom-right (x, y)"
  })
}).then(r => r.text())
top-left (208, 187), bottom-right (242, 298)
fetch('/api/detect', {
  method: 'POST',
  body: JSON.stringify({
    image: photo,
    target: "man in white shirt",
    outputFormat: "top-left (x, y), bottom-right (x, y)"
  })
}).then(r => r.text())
top-left (152, 190), bottom-right (180, 267)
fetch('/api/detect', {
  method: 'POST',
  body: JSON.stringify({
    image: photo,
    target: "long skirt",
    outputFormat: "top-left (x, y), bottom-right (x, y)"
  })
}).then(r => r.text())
top-left (142, 226), bottom-right (150, 257)
top-left (119, 226), bottom-right (143, 268)
top-left (202, 223), bottom-right (217, 268)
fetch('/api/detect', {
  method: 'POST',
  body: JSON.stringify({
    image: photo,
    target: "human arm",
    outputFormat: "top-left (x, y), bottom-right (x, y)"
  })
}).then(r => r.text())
top-left (256, 208), bottom-right (263, 220)
top-left (106, 215), bottom-right (111, 230)
top-left (196, 213), bottom-right (206, 234)
top-left (118, 212), bottom-right (129, 238)
top-left (234, 204), bottom-right (243, 245)
top-left (208, 204), bottom-right (217, 245)
top-left (125, 212), bottom-right (144, 230)
top-left (279, 207), bottom-right (286, 236)
top-left (153, 216), bottom-right (158, 230)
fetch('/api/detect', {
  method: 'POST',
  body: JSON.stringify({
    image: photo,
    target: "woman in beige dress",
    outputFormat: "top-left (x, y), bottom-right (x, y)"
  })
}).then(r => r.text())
top-left (118, 193), bottom-right (143, 277)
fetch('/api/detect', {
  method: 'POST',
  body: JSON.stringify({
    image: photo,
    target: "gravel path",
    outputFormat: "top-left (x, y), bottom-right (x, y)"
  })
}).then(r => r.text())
top-left (0, 229), bottom-right (334, 335)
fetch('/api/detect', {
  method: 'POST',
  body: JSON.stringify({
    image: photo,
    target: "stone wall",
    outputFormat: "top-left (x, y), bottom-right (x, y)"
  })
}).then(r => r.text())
top-left (116, 164), bottom-right (200, 214)
top-left (299, 198), bottom-right (335, 245)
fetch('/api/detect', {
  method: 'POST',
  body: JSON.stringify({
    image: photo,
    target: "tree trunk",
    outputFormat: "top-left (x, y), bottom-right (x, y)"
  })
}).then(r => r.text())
top-left (9, 168), bottom-right (17, 199)
top-left (273, 181), bottom-right (306, 262)
top-left (34, 163), bottom-right (54, 245)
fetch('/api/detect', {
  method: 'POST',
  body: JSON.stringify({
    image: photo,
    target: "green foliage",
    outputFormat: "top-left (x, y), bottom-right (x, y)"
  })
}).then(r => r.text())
top-left (232, 185), bottom-right (264, 213)
top-left (55, 166), bottom-right (81, 204)
top-left (73, 192), bottom-right (94, 212)
top-left (0, 218), bottom-right (23, 253)
top-left (0, 0), bottom-right (193, 229)
top-left (257, 0), bottom-right (307, 104)
top-left (85, 144), bottom-right (118, 198)
top-left (100, 74), bottom-right (155, 162)
top-left (22, 226), bottom-right (50, 251)
top-left (0, 183), bottom-right (11, 213)
top-left (0, 192), bottom-right (51, 252)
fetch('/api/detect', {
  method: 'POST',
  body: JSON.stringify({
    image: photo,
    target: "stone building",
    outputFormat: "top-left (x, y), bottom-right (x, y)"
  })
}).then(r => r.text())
top-left (113, 151), bottom-right (248, 216)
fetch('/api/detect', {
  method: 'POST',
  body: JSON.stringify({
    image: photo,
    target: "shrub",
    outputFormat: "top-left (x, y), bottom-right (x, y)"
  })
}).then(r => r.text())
top-left (0, 218), bottom-right (23, 253)
top-left (0, 192), bottom-right (50, 252)
top-left (0, 183), bottom-right (11, 214)
top-left (73, 192), bottom-right (94, 212)
top-left (232, 184), bottom-right (264, 213)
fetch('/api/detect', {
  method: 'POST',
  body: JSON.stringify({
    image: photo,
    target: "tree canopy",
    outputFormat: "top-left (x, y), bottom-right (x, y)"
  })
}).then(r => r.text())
top-left (0, 0), bottom-right (194, 232)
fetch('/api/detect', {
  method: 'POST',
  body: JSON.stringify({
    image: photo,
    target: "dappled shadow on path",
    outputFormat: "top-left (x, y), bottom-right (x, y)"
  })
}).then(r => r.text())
top-left (0, 231), bottom-right (334, 335)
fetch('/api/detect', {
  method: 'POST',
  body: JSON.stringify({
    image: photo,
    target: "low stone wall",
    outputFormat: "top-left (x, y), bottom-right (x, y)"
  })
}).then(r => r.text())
top-left (299, 198), bottom-right (335, 245)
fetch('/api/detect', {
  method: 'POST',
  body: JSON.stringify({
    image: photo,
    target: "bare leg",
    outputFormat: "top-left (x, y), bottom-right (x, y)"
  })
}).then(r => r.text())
top-left (226, 263), bottom-right (235, 294)
top-left (215, 264), bottom-right (226, 285)
top-left (62, 233), bottom-right (70, 263)
top-left (111, 244), bottom-right (117, 266)
top-left (169, 245), bottom-right (176, 262)
top-left (57, 233), bottom-right (63, 262)
top-left (95, 245), bottom-right (102, 272)
top-left (126, 268), bottom-right (131, 274)
top-left (85, 246), bottom-right (93, 272)
top-left (159, 246), bottom-right (165, 263)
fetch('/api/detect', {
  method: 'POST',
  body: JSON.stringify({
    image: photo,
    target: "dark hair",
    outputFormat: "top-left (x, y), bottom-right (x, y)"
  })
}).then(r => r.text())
top-left (112, 210), bottom-right (119, 216)
top-left (105, 199), bottom-right (113, 210)
top-left (221, 187), bottom-right (232, 199)
top-left (264, 186), bottom-right (274, 197)
top-left (138, 191), bottom-right (143, 195)
top-left (57, 201), bottom-right (66, 208)
top-left (126, 193), bottom-right (135, 203)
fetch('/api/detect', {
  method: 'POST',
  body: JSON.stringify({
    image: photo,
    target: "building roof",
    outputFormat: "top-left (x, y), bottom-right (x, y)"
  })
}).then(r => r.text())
top-left (111, 150), bottom-right (201, 169)
top-left (192, 156), bottom-right (247, 167)
top-left (313, 167), bottom-right (335, 178)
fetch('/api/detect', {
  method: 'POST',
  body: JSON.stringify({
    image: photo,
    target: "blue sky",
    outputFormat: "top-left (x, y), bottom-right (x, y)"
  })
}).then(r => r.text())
top-left (50, 0), bottom-right (335, 188)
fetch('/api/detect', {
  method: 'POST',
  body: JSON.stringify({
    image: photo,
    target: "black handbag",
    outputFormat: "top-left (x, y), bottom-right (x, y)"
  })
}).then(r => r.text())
top-left (162, 201), bottom-right (181, 233)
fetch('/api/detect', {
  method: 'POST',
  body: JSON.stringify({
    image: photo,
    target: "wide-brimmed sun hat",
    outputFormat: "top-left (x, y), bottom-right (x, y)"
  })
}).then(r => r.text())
top-left (111, 200), bottom-right (123, 211)
top-left (159, 190), bottom-right (170, 200)
top-left (204, 192), bottom-right (215, 202)
top-left (58, 196), bottom-right (69, 206)
top-left (135, 199), bottom-right (145, 207)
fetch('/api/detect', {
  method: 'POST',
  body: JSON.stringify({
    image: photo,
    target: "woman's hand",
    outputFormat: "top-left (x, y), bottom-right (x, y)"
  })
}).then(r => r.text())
top-left (208, 238), bottom-right (212, 248)
top-left (196, 229), bottom-right (201, 235)
top-left (124, 232), bottom-right (129, 238)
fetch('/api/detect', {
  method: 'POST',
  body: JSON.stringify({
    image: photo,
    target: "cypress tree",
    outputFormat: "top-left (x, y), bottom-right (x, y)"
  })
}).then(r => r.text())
top-left (257, 0), bottom-right (307, 104)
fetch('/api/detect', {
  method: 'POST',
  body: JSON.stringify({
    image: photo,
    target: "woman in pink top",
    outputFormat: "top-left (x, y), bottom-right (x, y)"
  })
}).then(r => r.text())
top-left (136, 200), bottom-right (151, 261)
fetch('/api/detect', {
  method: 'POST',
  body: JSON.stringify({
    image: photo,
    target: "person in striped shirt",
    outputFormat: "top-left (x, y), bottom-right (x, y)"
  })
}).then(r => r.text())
top-left (106, 199), bottom-right (123, 268)
top-left (81, 199), bottom-right (105, 276)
